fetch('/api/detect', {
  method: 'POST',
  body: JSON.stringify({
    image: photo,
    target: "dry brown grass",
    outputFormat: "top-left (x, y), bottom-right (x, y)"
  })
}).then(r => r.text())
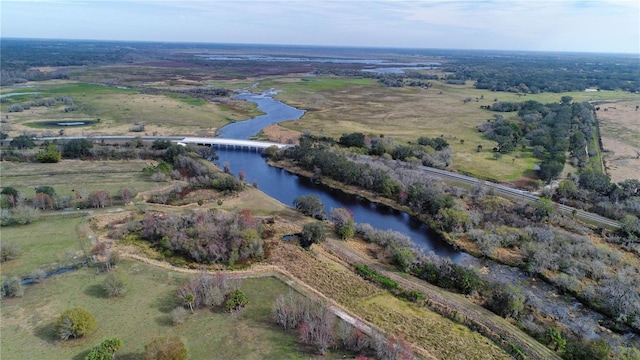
top-left (358, 294), bottom-right (512, 360)
top-left (596, 100), bottom-right (640, 182)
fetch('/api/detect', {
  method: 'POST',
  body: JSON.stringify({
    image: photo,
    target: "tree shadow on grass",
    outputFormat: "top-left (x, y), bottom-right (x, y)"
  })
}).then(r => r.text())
top-left (84, 284), bottom-right (106, 298)
top-left (34, 321), bottom-right (56, 343)
top-left (153, 288), bottom-right (180, 313)
top-left (114, 352), bottom-right (142, 360)
top-left (71, 349), bottom-right (90, 360)
top-left (155, 314), bottom-right (174, 327)
top-left (73, 350), bottom-right (140, 360)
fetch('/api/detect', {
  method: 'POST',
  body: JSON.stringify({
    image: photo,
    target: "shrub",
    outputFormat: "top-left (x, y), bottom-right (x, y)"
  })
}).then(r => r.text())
top-left (143, 336), bottom-right (187, 360)
top-left (170, 306), bottom-right (188, 325)
top-left (272, 291), bottom-right (309, 330)
top-left (103, 273), bottom-right (126, 298)
top-left (55, 307), bottom-right (97, 340)
top-left (85, 338), bottom-right (122, 360)
top-left (1, 242), bottom-right (21, 262)
top-left (36, 145), bottom-right (61, 163)
top-left (1, 276), bottom-right (24, 298)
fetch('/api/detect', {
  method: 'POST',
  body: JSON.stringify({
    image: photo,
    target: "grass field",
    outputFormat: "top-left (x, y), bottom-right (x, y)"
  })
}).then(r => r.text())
top-left (0, 216), bottom-right (86, 278)
top-left (256, 76), bottom-right (640, 180)
top-left (1, 81), bottom-right (261, 138)
top-left (0, 260), bottom-right (310, 359)
top-left (0, 160), bottom-right (160, 201)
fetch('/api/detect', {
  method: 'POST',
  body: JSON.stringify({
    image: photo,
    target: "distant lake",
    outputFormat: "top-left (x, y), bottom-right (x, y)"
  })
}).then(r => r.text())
top-left (195, 54), bottom-right (440, 69)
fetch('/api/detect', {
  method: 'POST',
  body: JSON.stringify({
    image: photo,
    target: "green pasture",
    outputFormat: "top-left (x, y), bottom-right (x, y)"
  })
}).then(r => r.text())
top-left (0, 216), bottom-right (86, 278)
top-left (0, 261), bottom-right (309, 359)
top-left (0, 160), bottom-right (158, 202)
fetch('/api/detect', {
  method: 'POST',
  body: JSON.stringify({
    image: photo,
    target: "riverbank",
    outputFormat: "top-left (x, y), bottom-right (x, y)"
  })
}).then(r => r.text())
top-left (267, 158), bottom-right (470, 253)
top-left (265, 157), bottom-right (639, 351)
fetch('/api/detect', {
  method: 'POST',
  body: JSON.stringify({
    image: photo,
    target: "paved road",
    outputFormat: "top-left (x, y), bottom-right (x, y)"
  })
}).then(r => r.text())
top-left (414, 164), bottom-right (621, 229)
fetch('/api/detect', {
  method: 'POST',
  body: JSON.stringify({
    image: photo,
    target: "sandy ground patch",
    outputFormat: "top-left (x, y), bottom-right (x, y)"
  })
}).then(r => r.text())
top-left (596, 100), bottom-right (640, 182)
top-left (261, 124), bottom-right (301, 145)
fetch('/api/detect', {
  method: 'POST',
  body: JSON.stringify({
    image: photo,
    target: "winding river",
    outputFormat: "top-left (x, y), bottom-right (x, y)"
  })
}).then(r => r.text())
top-left (214, 89), bottom-right (636, 347)
top-left (216, 91), bottom-right (464, 261)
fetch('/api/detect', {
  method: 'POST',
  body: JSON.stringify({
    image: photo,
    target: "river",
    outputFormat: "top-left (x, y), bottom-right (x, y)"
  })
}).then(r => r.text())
top-left (213, 89), bottom-right (636, 348)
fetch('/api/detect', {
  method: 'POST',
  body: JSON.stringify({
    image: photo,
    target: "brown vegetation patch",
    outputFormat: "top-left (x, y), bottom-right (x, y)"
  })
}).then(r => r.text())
top-left (90, 210), bottom-right (135, 230)
top-left (260, 124), bottom-right (301, 145)
top-left (266, 240), bottom-right (381, 305)
top-left (596, 100), bottom-right (640, 182)
top-left (359, 296), bottom-right (512, 360)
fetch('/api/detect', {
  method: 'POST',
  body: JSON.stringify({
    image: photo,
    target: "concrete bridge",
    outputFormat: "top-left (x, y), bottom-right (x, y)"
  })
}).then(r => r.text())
top-left (31, 135), bottom-right (291, 153)
top-left (176, 137), bottom-right (290, 152)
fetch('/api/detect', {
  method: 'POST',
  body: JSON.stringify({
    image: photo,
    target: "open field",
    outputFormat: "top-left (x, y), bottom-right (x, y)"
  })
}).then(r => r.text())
top-left (0, 216), bottom-right (85, 278)
top-left (1, 81), bottom-right (261, 138)
top-left (257, 76), bottom-right (640, 180)
top-left (595, 100), bottom-right (640, 183)
top-left (0, 160), bottom-right (159, 200)
top-left (0, 260), bottom-right (310, 360)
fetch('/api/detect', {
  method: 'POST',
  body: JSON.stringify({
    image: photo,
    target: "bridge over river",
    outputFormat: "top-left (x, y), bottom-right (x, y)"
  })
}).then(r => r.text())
top-left (32, 135), bottom-right (290, 152)
top-left (177, 137), bottom-right (289, 151)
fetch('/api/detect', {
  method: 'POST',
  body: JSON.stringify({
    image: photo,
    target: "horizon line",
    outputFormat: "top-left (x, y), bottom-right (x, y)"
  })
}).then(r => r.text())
top-left (2, 36), bottom-right (639, 57)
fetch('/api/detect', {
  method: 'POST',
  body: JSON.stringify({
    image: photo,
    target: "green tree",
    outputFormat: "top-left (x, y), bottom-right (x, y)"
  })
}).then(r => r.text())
top-left (225, 289), bottom-right (249, 312)
top-left (579, 168), bottom-right (613, 195)
top-left (533, 197), bottom-right (554, 221)
top-left (331, 207), bottom-right (355, 240)
top-left (55, 307), bottom-right (97, 340)
top-left (544, 327), bottom-right (566, 352)
top-left (151, 139), bottom-right (172, 150)
top-left (302, 221), bottom-right (326, 244)
top-left (35, 185), bottom-right (56, 198)
top-left (85, 338), bottom-right (123, 360)
top-left (62, 138), bottom-right (93, 158)
top-left (339, 132), bottom-right (366, 148)
top-left (163, 144), bottom-right (187, 163)
top-left (556, 179), bottom-right (580, 200)
top-left (143, 336), bottom-right (188, 360)
top-left (293, 194), bottom-right (326, 220)
top-left (392, 248), bottom-right (416, 273)
top-left (36, 144), bottom-right (61, 163)
top-left (10, 135), bottom-right (35, 149)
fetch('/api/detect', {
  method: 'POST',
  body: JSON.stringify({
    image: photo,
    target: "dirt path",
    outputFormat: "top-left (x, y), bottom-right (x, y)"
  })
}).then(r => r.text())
top-left (113, 249), bottom-right (439, 358)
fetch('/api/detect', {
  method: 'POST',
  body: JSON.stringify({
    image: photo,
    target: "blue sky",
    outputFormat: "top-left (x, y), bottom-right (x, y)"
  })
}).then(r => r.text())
top-left (1, 0), bottom-right (639, 53)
